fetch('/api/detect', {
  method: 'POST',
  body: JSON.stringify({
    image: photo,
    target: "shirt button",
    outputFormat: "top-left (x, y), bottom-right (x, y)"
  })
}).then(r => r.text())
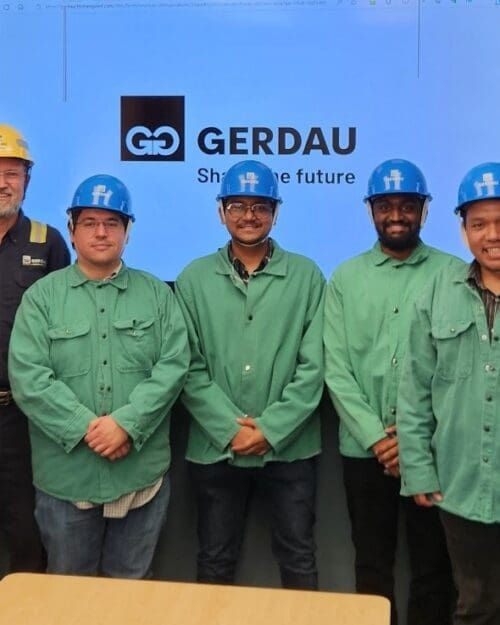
top-left (481, 334), bottom-right (488, 341)
top-left (248, 315), bottom-right (253, 321)
top-left (100, 384), bottom-right (105, 391)
top-left (393, 307), bottom-right (399, 314)
top-left (484, 425), bottom-right (491, 432)
top-left (390, 407), bottom-right (396, 416)
top-left (486, 395), bottom-right (493, 402)
top-left (102, 333), bottom-right (107, 339)
top-left (107, 386), bottom-right (111, 392)
top-left (103, 360), bottom-right (107, 365)
top-left (244, 365), bottom-right (251, 372)
top-left (450, 328), bottom-right (456, 333)
top-left (483, 457), bottom-right (489, 463)
top-left (391, 357), bottom-right (398, 365)
top-left (494, 336), bottom-right (499, 342)
top-left (100, 308), bottom-right (105, 313)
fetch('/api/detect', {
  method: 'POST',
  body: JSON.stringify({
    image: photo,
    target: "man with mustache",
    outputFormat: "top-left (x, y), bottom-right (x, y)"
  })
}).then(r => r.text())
top-left (176, 160), bottom-right (324, 589)
top-left (0, 124), bottom-right (70, 574)
top-left (323, 159), bottom-right (459, 624)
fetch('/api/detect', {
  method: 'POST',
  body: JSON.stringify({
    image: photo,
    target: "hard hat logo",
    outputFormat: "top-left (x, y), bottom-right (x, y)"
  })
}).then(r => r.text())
top-left (238, 172), bottom-right (259, 193)
top-left (383, 170), bottom-right (404, 192)
top-left (217, 160), bottom-right (282, 203)
top-left (364, 159), bottom-right (431, 203)
top-left (91, 185), bottom-right (113, 208)
top-left (455, 163), bottom-right (500, 214)
top-left (473, 173), bottom-right (499, 199)
top-left (68, 174), bottom-right (135, 222)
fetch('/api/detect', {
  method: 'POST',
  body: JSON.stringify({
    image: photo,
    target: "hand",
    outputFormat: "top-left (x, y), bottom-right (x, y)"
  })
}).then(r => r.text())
top-left (372, 425), bottom-right (399, 477)
top-left (413, 492), bottom-right (443, 508)
top-left (231, 416), bottom-right (271, 456)
top-left (107, 440), bottom-right (132, 461)
top-left (85, 416), bottom-right (130, 458)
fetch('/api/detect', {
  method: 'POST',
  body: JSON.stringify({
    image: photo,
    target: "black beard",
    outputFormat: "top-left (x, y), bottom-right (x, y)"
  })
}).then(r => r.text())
top-left (376, 225), bottom-right (421, 252)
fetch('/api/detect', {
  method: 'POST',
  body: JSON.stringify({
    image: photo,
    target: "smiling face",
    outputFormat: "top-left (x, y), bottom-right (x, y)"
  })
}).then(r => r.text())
top-left (371, 193), bottom-right (423, 259)
top-left (0, 157), bottom-right (28, 221)
top-left (70, 208), bottom-right (128, 279)
top-left (463, 199), bottom-right (500, 290)
top-left (221, 195), bottom-right (275, 247)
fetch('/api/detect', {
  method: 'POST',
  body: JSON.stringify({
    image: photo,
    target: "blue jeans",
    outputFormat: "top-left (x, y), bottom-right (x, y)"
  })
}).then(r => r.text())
top-left (189, 458), bottom-right (318, 590)
top-left (34, 474), bottom-right (170, 578)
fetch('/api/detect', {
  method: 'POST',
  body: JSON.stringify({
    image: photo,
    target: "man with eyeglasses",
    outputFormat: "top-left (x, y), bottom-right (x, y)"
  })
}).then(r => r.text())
top-left (176, 160), bottom-right (325, 589)
top-left (8, 174), bottom-right (189, 577)
top-left (323, 159), bottom-right (459, 624)
top-left (0, 124), bottom-right (70, 575)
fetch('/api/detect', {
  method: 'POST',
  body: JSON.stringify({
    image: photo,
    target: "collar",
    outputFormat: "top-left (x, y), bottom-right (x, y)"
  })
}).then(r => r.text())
top-left (467, 261), bottom-right (482, 288)
top-left (216, 238), bottom-right (288, 277)
top-left (228, 239), bottom-right (274, 281)
top-left (370, 240), bottom-right (429, 267)
top-left (69, 262), bottom-right (128, 289)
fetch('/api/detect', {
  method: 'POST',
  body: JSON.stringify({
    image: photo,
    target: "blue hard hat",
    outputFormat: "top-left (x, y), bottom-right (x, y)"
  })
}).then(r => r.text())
top-left (455, 162), bottom-right (500, 214)
top-left (217, 160), bottom-right (281, 203)
top-left (365, 159), bottom-right (432, 202)
top-left (68, 174), bottom-right (135, 222)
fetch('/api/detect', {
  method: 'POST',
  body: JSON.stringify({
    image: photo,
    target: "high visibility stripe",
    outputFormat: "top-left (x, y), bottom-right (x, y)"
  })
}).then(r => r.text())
top-left (29, 220), bottom-right (47, 243)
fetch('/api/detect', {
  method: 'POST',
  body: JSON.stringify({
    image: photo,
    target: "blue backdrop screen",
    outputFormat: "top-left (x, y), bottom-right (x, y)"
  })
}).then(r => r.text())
top-left (2, 0), bottom-right (499, 277)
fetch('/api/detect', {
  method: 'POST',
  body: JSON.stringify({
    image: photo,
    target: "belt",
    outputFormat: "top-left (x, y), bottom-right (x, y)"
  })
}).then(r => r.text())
top-left (0, 389), bottom-right (13, 406)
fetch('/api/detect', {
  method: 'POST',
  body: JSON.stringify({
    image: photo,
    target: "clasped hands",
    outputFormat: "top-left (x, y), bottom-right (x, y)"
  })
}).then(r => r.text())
top-left (371, 425), bottom-right (400, 478)
top-left (231, 415), bottom-right (271, 456)
top-left (84, 415), bottom-right (131, 461)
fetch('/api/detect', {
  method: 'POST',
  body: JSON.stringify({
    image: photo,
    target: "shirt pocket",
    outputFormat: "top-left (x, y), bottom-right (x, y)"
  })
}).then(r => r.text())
top-left (14, 267), bottom-right (46, 290)
top-left (48, 321), bottom-right (91, 378)
top-left (431, 319), bottom-right (474, 380)
top-left (112, 317), bottom-right (156, 372)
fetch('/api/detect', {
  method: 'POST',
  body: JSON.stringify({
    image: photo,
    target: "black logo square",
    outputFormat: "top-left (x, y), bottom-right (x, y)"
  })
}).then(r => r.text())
top-left (121, 96), bottom-right (185, 161)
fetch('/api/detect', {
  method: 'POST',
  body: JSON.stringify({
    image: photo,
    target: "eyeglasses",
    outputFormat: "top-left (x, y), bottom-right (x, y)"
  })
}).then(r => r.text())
top-left (75, 218), bottom-right (123, 231)
top-left (225, 202), bottom-right (274, 218)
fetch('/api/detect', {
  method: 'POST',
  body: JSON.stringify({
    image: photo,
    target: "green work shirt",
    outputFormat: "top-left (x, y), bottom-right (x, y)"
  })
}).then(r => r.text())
top-left (8, 263), bottom-right (190, 503)
top-left (398, 262), bottom-right (500, 523)
top-left (324, 241), bottom-right (464, 458)
top-left (176, 241), bottom-right (325, 467)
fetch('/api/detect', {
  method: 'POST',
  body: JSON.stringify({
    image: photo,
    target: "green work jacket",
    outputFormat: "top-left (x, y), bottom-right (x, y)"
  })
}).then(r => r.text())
top-left (324, 241), bottom-right (464, 458)
top-left (398, 262), bottom-right (500, 523)
top-left (8, 263), bottom-right (190, 503)
top-left (176, 241), bottom-right (325, 467)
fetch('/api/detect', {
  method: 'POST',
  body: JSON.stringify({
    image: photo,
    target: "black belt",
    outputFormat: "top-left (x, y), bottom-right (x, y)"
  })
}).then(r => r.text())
top-left (0, 389), bottom-right (13, 406)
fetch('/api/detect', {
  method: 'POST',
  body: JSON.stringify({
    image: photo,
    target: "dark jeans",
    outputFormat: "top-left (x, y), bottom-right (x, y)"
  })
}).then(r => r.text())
top-left (0, 403), bottom-right (45, 574)
top-left (343, 456), bottom-right (454, 625)
top-left (440, 509), bottom-right (500, 625)
top-left (189, 458), bottom-right (318, 590)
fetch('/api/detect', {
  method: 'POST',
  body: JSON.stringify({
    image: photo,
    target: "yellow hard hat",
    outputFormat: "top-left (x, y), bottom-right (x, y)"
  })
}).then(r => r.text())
top-left (0, 124), bottom-right (34, 165)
